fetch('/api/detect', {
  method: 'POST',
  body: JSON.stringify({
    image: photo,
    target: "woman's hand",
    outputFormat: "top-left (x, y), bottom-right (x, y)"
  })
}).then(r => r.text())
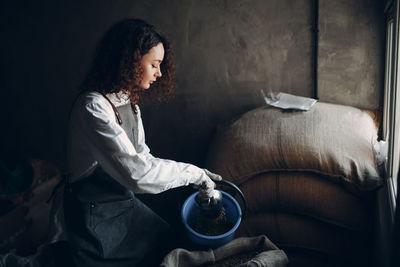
top-left (203, 169), bottom-right (222, 182)
top-left (197, 169), bottom-right (222, 200)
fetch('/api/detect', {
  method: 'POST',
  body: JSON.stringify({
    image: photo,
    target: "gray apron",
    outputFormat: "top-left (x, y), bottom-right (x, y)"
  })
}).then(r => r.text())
top-left (64, 96), bottom-right (169, 267)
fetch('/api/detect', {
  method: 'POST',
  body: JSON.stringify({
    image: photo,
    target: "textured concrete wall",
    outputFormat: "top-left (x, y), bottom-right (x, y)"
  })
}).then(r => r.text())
top-left (318, 0), bottom-right (385, 109)
top-left (139, 0), bottom-right (313, 164)
top-left (0, 0), bottom-right (384, 168)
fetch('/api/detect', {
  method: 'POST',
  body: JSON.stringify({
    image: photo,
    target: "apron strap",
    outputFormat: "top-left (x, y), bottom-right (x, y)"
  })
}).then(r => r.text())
top-left (131, 103), bottom-right (138, 115)
top-left (98, 92), bottom-right (123, 125)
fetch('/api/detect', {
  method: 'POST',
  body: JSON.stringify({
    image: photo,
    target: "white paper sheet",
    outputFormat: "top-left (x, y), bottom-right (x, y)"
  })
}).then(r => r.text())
top-left (261, 90), bottom-right (317, 111)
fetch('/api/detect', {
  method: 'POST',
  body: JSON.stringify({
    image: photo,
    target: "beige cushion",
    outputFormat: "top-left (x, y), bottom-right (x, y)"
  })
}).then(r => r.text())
top-left (239, 172), bottom-right (370, 231)
top-left (236, 212), bottom-right (370, 258)
top-left (206, 102), bottom-right (382, 193)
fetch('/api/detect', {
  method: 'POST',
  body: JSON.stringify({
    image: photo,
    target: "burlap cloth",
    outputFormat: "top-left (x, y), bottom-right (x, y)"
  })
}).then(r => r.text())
top-left (160, 235), bottom-right (288, 267)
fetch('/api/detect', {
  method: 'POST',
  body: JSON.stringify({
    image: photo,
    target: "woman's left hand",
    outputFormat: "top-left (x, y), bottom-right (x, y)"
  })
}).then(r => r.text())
top-left (203, 169), bottom-right (222, 181)
top-left (196, 169), bottom-right (222, 200)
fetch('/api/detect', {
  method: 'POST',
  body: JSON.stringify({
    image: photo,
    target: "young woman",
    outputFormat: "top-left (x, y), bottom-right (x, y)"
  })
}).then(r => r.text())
top-left (52, 18), bottom-right (221, 267)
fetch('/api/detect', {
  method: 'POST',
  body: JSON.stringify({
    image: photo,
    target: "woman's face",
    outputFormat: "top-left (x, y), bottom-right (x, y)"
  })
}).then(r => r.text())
top-left (139, 42), bottom-right (164, 89)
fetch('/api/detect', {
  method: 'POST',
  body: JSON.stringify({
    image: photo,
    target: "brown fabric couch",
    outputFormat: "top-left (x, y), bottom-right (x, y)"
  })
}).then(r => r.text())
top-left (205, 102), bottom-right (382, 267)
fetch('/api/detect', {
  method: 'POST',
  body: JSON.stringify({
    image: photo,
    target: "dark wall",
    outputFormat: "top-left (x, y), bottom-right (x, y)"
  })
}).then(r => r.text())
top-left (318, 0), bottom-right (385, 108)
top-left (0, 0), bottom-right (385, 170)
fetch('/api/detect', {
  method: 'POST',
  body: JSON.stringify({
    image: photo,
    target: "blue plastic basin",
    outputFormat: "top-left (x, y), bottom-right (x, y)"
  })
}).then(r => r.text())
top-left (181, 190), bottom-right (242, 249)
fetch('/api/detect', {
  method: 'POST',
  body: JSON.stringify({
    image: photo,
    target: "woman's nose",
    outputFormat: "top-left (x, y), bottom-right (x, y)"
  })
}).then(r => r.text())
top-left (156, 68), bottom-right (162, 77)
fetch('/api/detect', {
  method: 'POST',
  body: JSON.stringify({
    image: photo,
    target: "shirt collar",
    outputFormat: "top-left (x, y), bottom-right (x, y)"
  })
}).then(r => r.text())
top-left (106, 91), bottom-right (130, 107)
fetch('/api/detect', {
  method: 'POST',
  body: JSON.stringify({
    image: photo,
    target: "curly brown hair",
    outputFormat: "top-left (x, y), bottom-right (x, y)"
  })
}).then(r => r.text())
top-left (80, 18), bottom-right (175, 104)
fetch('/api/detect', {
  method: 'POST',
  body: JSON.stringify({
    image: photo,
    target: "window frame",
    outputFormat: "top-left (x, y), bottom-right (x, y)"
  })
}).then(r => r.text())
top-left (385, 0), bottom-right (400, 218)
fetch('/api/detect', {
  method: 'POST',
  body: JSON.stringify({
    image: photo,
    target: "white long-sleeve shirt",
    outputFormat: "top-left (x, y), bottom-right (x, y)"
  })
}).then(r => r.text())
top-left (67, 91), bottom-right (209, 194)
